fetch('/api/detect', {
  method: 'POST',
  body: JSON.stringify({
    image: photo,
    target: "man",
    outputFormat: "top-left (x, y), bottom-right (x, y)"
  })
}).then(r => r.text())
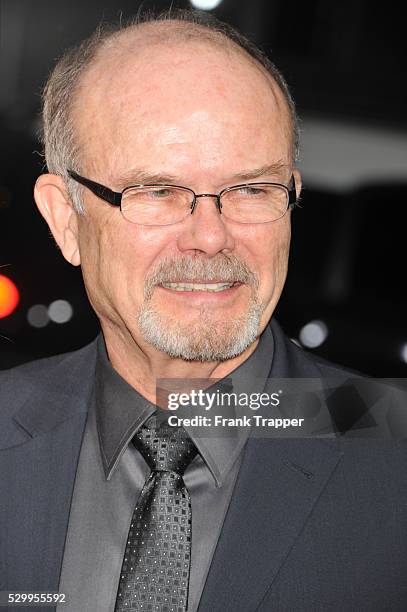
top-left (1, 9), bottom-right (406, 612)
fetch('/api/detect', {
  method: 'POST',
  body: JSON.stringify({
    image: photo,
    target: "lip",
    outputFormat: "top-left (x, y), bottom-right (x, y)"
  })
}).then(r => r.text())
top-left (156, 281), bottom-right (244, 303)
top-left (160, 280), bottom-right (239, 284)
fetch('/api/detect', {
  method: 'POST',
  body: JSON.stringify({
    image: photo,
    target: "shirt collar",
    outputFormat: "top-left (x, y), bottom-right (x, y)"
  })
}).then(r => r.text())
top-left (95, 325), bottom-right (274, 484)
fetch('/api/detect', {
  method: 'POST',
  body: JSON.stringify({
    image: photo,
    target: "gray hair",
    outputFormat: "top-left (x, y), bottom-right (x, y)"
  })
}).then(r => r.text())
top-left (41, 8), bottom-right (300, 214)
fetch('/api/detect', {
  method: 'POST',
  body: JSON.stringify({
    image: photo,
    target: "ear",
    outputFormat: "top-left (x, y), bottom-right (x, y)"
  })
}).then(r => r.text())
top-left (34, 174), bottom-right (81, 266)
top-left (293, 168), bottom-right (302, 200)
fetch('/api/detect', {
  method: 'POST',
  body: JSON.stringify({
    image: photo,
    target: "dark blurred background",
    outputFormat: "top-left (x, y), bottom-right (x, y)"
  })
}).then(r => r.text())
top-left (1, 0), bottom-right (406, 375)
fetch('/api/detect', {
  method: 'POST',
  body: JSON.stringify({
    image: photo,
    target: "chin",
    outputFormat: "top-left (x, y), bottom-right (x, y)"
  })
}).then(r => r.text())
top-left (137, 301), bottom-right (264, 362)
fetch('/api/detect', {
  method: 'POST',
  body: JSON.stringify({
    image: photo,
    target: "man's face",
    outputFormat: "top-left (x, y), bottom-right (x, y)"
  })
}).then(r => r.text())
top-left (72, 39), bottom-right (296, 361)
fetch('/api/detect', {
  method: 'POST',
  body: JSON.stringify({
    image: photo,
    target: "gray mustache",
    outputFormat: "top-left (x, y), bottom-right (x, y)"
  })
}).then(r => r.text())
top-left (144, 255), bottom-right (259, 298)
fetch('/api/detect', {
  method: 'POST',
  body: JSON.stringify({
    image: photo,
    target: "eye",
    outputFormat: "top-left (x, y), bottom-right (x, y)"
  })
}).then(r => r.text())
top-left (242, 186), bottom-right (262, 194)
top-left (234, 185), bottom-right (267, 197)
top-left (145, 187), bottom-right (174, 199)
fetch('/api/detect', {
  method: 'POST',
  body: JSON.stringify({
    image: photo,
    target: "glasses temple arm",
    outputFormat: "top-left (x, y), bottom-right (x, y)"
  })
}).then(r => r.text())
top-left (288, 174), bottom-right (297, 206)
top-left (67, 170), bottom-right (122, 206)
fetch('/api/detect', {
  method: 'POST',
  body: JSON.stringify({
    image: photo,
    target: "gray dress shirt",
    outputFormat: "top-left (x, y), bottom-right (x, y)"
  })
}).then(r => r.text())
top-left (57, 326), bottom-right (274, 612)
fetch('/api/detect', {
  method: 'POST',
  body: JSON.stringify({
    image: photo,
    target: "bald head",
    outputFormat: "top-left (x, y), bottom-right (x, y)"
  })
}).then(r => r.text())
top-left (41, 10), bottom-right (299, 211)
top-left (75, 31), bottom-right (292, 179)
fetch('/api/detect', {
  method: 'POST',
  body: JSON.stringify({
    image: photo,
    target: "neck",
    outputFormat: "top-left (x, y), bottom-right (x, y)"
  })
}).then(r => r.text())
top-left (100, 321), bottom-right (260, 406)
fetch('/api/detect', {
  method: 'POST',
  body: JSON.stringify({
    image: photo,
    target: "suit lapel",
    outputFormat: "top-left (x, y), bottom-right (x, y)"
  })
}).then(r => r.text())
top-left (198, 320), bottom-right (344, 610)
top-left (0, 341), bottom-right (97, 590)
top-left (198, 437), bottom-right (343, 611)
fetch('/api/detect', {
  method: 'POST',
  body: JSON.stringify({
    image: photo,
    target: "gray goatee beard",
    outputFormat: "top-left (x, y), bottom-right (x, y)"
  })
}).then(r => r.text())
top-left (137, 255), bottom-right (264, 362)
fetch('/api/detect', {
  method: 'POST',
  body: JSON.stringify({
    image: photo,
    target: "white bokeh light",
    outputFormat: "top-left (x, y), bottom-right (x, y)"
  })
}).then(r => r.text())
top-left (189, 0), bottom-right (223, 10)
top-left (401, 343), bottom-right (407, 364)
top-left (27, 304), bottom-right (49, 328)
top-left (299, 320), bottom-right (328, 349)
top-left (48, 300), bottom-right (73, 324)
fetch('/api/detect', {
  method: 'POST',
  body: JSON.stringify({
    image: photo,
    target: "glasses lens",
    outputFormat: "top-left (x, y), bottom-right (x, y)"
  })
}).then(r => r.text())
top-left (221, 184), bottom-right (289, 223)
top-left (121, 186), bottom-right (193, 225)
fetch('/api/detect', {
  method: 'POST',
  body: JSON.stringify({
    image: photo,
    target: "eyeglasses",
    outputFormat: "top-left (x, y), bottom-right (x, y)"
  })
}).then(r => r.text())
top-left (67, 170), bottom-right (297, 226)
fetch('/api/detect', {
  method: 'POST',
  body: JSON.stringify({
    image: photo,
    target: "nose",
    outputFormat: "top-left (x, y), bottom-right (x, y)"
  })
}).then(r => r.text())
top-left (176, 194), bottom-right (235, 256)
top-left (191, 193), bottom-right (222, 214)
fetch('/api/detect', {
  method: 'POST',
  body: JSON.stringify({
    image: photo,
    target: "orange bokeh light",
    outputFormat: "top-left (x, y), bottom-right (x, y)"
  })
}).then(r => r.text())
top-left (0, 274), bottom-right (20, 318)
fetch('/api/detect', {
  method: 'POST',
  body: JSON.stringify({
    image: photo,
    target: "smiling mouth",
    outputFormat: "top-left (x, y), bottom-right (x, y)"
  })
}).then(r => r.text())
top-left (160, 281), bottom-right (240, 292)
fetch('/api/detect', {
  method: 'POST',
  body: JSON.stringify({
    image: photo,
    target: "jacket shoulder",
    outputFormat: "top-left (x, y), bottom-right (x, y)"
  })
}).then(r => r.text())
top-left (0, 337), bottom-right (99, 379)
top-left (299, 345), bottom-right (364, 379)
top-left (0, 338), bottom-right (99, 423)
top-left (269, 318), bottom-right (363, 381)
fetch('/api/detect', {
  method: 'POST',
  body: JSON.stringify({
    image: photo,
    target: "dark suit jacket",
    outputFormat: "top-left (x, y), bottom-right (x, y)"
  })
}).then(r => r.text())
top-left (1, 319), bottom-right (406, 611)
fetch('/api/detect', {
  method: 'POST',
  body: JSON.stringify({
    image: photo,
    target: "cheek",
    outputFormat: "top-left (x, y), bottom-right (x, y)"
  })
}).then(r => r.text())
top-left (241, 222), bottom-right (291, 293)
top-left (79, 213), bottom-right (176, 302)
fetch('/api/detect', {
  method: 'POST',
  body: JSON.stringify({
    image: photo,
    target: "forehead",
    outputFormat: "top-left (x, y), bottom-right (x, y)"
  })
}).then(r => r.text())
top-left (73, 30), bottom-right (292, 179)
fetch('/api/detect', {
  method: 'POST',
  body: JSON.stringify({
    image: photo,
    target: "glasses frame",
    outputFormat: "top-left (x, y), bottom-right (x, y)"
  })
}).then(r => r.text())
top-left (67, 169), bottom-right (297, 225)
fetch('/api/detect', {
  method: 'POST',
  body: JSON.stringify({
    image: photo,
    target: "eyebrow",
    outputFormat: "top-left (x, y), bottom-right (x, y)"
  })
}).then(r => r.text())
top-left (114, 170), bottom-right (180, 188)
top-left (113, 160), bottom-right (289, 189)
top-left (227, 161), bottom-right (289, 182)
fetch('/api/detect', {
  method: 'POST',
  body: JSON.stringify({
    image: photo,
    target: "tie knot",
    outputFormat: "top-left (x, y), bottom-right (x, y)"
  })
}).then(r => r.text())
top-left (133, 415), bottom-right (198, 475)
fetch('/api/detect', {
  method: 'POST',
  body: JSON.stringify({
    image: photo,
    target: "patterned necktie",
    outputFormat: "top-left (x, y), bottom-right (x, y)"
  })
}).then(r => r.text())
top-left (114, 414), bottom-right (198, 612)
